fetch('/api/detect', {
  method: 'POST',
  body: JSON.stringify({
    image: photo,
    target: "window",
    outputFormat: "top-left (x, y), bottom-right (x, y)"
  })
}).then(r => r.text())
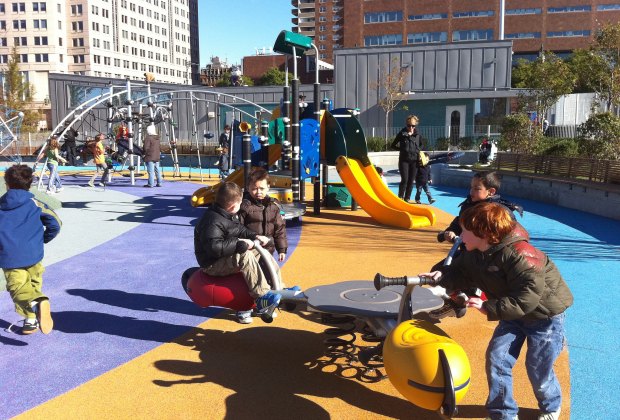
top-left (33, 36), bottom-right (47, 45)
top-left (452, 29), bottom-right (493, 41)
top-left (0, 55), bottom-right (8, 63)
top-left (0, 38), bottom-right (6, 46)
top-left (0, 21), bottom-right (5, 30)
top-left (71, 4), bottom-right (82, 15)
top-left (548, 6), bottom-right (591, 13)
top-left (453, 10), bottom-right (494, 18)
top-left (407, 31), bottom-right (447, 44)
top-left (33, 19), bottom-right (47, 29)
top-left (20, 54), bottom-right (28, 63)
top-left (364, 34), bottom-right (403, 46)
top-left (13, 36), bottom-right (27, 46)
top-left (34, 53), bottom-right (48, 62)
top-left (0, 4), bottom-right (4, 12)
top-left (73, 54), bottom-right (85, 63)
top-left (505, 32), bottom-right (541, 39)
top-left (598, 4), bottom-right (620, 11)
top-left (12, 3), bottom-right (26, 13)
top-left (72, 21), bottom-right (83, 31)
top-left (506, 8), bottom-right (541, 15)
top-left (32, 2), bottom-right (46, 12)
top-left (13, 20), bottom-right (26, 30)
top-left (408, 13), bottom-right (447, 21)
top-left (364, 11), bottom-right (402, 23)
top-left (547, 30), bottom-right (591, 37)
top-left (72, 38), bottom-right (84, 47)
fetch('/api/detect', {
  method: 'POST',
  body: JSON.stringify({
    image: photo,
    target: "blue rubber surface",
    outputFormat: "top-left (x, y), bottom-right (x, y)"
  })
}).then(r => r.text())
top-left (396, 182), bottom-right (620, 420)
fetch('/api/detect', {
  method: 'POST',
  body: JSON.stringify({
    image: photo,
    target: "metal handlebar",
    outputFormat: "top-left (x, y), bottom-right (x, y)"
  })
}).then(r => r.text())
top-left (373, 273), bottom-right (438, 291)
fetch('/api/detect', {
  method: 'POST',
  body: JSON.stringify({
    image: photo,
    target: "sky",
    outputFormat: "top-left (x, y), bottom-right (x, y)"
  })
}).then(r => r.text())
top-left (198, 0), bottom-right (293, 67)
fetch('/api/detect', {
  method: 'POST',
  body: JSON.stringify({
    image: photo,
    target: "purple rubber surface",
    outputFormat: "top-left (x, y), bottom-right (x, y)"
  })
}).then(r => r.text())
top-left (0, 175), bottom-right (302, 418)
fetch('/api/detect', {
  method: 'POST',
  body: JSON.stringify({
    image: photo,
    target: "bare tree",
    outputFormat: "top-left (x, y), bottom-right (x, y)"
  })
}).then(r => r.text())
top-left (370, 58), bottom-right (410, 149)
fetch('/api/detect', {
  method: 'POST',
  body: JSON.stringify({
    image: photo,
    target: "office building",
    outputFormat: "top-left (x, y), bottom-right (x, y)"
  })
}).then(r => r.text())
top-left (0, 0), bottom-right (199, 107)
top-left (292, 0), bottom-right (620, 63)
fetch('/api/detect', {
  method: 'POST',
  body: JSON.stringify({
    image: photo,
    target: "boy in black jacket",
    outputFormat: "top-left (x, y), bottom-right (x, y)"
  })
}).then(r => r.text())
top-left (193, 182), bottom-right (282, 319)
top-left (413, 153), bottom-right (435, 204)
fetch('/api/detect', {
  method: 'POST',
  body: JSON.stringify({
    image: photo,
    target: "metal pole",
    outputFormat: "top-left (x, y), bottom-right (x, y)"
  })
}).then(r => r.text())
top-left (291, 47), bottom-right (300, 203)
top-left (282, 60), bottom-right (291, 171)
top-left (242, 130), bottom-right (251, 190)
top-left (499, 0), bottom-right (505, 40)
top-left (321, 97), bottom-right (330, 207)
top-left (125, 78), bottom-right (135, 185)
top-left (312, 44), bottom-right (321, 214)
top-left (260, 120), bottom-right (269, 170)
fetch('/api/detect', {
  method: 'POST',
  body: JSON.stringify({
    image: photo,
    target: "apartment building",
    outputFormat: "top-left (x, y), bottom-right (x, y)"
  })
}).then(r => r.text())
top-left (292, 0), bottom-right (620, 63)
top-left (0, 0), bottom-right (199, 106)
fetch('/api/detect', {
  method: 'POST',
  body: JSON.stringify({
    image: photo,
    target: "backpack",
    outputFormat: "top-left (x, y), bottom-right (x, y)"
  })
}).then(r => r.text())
top-left (418, 151), bottom-right (429, 166)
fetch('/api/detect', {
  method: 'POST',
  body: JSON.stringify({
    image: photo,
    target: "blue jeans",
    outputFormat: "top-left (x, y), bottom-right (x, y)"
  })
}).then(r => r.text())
top-left (146, 161), bottom-right (163, 186)
top-left (485, 313), bottom-right (566, 420)
top-left (46, 162), bottom-right (62, 191)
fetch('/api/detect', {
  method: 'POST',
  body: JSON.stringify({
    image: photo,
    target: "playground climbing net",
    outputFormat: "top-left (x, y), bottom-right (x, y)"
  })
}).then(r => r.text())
top-left (0, 107), bottom-right (24, 164)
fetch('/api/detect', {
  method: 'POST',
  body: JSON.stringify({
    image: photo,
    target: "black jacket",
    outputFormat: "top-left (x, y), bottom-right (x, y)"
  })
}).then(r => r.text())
top-left (437, 195), bottom-right (524, 242)
top-left (194, 204), bottom-right (258, 268)
top-left (415, 165), bottom-right (431, 186)
top-left (391, 128), bottom-right (422, 162)
top-left (62, 127), bottom-right (78, 147)
top-left (219, 132), bottom-right (230, 149)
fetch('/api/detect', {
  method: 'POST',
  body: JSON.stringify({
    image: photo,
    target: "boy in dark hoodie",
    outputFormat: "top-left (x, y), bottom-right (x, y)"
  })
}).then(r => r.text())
top-left (0, 165), bottom-right (61, 334)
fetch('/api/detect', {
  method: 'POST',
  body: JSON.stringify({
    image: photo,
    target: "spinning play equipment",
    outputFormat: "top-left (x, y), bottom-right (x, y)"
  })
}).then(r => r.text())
top-left (182, 245), bottom-right (471, 416)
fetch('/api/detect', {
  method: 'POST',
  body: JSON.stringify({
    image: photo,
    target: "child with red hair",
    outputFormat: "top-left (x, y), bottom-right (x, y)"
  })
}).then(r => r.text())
top-left (420, 202), bottom-right (573, 420)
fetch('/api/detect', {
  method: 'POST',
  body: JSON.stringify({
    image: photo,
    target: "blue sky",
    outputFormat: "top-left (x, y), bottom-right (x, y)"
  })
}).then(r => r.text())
top-left (198, 0), bottom-right (293, 67)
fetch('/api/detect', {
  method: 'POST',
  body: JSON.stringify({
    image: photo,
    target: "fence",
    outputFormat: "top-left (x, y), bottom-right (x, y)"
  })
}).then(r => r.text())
top-left (362, 125), bottom-right (503, 149)
top-left (494, 153), bottom-right (620, 185)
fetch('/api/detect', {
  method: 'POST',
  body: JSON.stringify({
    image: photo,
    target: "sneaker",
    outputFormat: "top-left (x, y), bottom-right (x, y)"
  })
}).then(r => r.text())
top-left (32, 298), bottom-right (53, 334)
top-left (429, 198), bottom-right (436, 204)
top-left (428, 299), bottom-right (467, 320)
top-left (87, 181), bottom-right (95, 187)
top-left (98, 182), bottom-right (105, 187)
top-left (284, 286), bottom-right (301, 292)
top-left (255, 291), bottom-right (281, 316)
top-left (415, 200), bottom-right (422, 204)
top-left (46, 190), bottom-right (55, 195)
top-left (155, 184), bottom-right (162, 187)
top-left (56, 187), bottom-right (64, 192)
top-left (143, 184), bottom-right (153, 188)
top-left (22, 319), bottom-right (39, 335)
top-left (236, 310), bottom-right (253, 324)
top-left (538, 410), bottom-right (560, 420)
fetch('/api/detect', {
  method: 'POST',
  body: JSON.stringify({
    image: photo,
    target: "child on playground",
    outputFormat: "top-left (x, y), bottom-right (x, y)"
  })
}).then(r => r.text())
top-left (0, 165), bottom-right (61, 334)
top-left (237, 168), bottom-right (289, 323)
top-left (87, 134), bottom-right (111, 187)
top-left (194, 182), bottom-right (282, 322)
top-left (36, 136), bottom-right (67, 194)
top-left (375, 166), bottom-right (388, 185)
top-left (419, 202), bottom-right (573, 420)
top-left (414, 153), bottom-right (435, 204)
top-left (437, 171), bottom-right (522, 243)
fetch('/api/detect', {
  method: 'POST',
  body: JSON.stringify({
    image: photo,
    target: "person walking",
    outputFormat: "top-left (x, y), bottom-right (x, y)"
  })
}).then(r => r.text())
top-left (143, 125), bottom-right (163, 188)
top-left (391, 114), bottom-right (423, 202)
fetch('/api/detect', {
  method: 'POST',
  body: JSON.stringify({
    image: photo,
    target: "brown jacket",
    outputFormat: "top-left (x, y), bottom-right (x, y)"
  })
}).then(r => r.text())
top-left (238, 193), bottom-right (287, 256)
top-left (439, 229), bottom-right (573, 321)
top-left (143, 134), bottom-right (161, 162)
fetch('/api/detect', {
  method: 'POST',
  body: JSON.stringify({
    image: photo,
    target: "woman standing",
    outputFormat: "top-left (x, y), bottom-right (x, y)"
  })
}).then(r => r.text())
top-left (44, 136), bottom-right (67, 194)
top-left (391, 115), bottom-right (423, 202)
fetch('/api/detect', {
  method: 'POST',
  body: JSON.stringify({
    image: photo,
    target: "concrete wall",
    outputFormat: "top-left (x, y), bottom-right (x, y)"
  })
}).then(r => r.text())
top-left (433, 166), bottom-right (620, 221)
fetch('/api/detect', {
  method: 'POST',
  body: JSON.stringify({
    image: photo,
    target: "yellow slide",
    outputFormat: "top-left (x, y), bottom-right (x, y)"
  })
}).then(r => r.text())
top-left (335, 156), bottom-right (435, 229)
top-left (191, 144), bottom-right (283, 207)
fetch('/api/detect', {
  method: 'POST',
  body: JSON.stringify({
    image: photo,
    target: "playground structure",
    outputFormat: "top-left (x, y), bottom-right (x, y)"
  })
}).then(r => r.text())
top-left (182, 240), bottom-right (471, 417)
top-left (0, 106), bottom-right (25, 164)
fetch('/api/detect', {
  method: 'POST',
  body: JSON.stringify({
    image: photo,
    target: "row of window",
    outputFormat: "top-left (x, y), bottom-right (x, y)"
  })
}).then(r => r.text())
top-left (365, 4), bottom-right (620, 23)
top-left (0, 52), bottom-right (49, 63)
top-left (0, 2), bottom-right (47, 13)
top-left (364, 29), bottom-right (591, 46)
top-left (0, 35), bottom-right (48, 46)
top-left (0, 19), bottom-right (47, 29)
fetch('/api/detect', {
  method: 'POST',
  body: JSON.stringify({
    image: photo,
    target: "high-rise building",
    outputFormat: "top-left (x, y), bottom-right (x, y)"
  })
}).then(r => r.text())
top-left (0, 0), bottom-right (199, 106)
top-left (292, 0), bottom-right (620, 64)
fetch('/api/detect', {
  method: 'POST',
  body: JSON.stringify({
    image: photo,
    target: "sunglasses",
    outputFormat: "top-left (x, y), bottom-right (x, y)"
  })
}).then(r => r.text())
top-left (407, 124), bottom-right (417, 128)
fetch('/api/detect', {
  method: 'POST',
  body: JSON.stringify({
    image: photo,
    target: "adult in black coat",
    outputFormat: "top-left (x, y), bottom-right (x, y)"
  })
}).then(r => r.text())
top-left (61, 121), bottom-right (79, 166)
top-left (391, 115), bottom-right (423, 201)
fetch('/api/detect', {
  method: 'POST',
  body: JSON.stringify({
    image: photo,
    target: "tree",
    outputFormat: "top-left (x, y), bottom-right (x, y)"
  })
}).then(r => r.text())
top-left (513, 52), bottom-right (575, 131)
top-left (0, 47), bottom-right (39, 131)
top-left (566, 49), bottom-right (609, 94)
top-left (499, 113), bottom-right (541, 154)
top-left (257, 67), bottom-right (291, 86)
top-left (577, 112), bottom-right (620, 159)
top-left (369, 57), bottom-right (410, 148)
top-left (215, 72), bottom-right (254, 87)
top-left (585, 23), bottom-right (620, 112)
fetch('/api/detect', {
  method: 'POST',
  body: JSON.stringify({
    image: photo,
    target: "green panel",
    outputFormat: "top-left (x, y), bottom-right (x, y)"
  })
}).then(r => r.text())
top-left (268, 118), bottom-right (286, 144)
top-left (273, 30), bottom-right (313, 57)
top-left (323, 110), bottom-right (347, 165)
top-left (332, 108), bottom-right (370, 166)
top-left (325, 183), bottom-right (352, 208)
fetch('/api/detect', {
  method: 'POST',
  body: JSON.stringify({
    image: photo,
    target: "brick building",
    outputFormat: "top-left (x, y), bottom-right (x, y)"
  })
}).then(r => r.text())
top-left (291, 0), bottom-right (620, 63)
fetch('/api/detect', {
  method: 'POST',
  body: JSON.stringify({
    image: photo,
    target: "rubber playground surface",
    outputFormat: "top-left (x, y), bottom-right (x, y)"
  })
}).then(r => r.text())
top-left (1, 167), bottom-right (619, 419)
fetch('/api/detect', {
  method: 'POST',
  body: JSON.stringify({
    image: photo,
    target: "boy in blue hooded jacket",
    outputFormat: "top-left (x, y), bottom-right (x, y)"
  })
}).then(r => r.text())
top-left (0, 165), bottom-right (61, 334)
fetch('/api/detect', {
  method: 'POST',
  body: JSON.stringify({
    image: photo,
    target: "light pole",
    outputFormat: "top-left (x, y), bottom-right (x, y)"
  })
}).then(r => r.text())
top-left (184, 60), bottom-right (199, 85)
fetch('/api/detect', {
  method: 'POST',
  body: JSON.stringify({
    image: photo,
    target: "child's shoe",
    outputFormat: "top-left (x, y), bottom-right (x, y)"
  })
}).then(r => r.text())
top-left (98, 182), bottom-right (105, 187)
top-left (56, 187), bottom-right (64, 192)
top-left (255, 291), bottom-right (281, 323)
top-left (32, 298), bottom-right (53, 334)
top-left (236, 310), bottom-right (253, 324)
top-left (415, 200), bottom-right (422, 204)
top-left (21, 318), bottom-right (39, 335)
top-left (87, 181), bottom-right (95, 187)
top-left (429, 198), bottom-right (436, 204)
top-left (538, 410), bottom-right (560, 420)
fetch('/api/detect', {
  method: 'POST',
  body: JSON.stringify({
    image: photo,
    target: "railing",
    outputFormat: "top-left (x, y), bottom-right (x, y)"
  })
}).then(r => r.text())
top-left (494, 153), bottom-right (620, 186)
top-left (362, 124), bottom-right (502, 148)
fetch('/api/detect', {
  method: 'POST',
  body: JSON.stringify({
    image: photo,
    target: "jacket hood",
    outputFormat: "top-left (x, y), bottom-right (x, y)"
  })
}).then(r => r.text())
top-left (0, 189), bottom-right (34, 210)
top-left (459, 194), bottom-right (524, 217)
top-left (484, 228), bottom-right (528, 256)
